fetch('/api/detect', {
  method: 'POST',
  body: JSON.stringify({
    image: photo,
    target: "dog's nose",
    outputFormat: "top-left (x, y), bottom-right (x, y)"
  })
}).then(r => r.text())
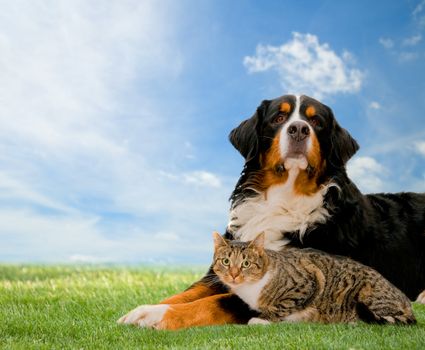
top-left (287, 121), bottom-right (310, 142)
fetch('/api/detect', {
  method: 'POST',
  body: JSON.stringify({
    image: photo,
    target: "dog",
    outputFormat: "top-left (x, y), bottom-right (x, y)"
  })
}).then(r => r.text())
top-left (118, 94), bottom-right (425, 330)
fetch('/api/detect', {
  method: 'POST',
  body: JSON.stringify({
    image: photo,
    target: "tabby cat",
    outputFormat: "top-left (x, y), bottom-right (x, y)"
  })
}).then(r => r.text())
top-left (212, 232), bottom-right (416, 325)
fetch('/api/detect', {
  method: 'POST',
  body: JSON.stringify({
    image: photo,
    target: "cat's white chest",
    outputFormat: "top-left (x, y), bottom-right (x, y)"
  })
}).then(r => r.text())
top-left (231, 272), bottom-right (271, 311)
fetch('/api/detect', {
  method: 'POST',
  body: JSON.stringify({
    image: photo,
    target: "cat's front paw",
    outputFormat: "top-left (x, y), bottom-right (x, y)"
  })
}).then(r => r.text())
top-left (416, 290), bottom-right (425, 304)
top-left (117, 304), bottom-right (169, 329)
top-left (248, 317), bottom-right (271, 325)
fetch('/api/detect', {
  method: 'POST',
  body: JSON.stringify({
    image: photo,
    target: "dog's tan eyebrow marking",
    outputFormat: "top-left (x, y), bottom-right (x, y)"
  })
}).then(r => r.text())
top-left (306, 106), bottom-right (316, 118)
top-left (280, 102), bottom-right (291, 114)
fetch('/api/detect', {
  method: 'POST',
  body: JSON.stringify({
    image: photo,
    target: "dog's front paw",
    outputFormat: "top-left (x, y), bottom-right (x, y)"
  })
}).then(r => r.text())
top-left (117, 304), bottom-right (169, 329)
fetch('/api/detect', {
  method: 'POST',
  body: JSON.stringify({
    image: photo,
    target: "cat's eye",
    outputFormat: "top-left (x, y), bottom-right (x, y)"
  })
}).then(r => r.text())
top-left (242, 260), bottom-right (251, 268)
top-left (222, 258), bottom-right (230, 266)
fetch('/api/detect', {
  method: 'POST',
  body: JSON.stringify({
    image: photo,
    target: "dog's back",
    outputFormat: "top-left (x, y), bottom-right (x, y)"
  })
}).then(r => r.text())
top-left (284, 190), bottom-right (425, 300)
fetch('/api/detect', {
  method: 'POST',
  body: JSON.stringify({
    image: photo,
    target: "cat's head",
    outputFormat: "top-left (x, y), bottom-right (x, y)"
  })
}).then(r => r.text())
top-left (212, 232), bottom-right (269, 287)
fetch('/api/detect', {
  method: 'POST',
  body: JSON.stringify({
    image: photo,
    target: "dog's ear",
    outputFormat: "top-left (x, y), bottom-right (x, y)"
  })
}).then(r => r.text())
top-left (229, 100), bottom-right (270, 162)
top-left (328, 108), bottom-right (359, 167)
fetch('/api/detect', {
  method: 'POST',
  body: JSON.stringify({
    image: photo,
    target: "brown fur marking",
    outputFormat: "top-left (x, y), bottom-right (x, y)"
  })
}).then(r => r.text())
top-left (160, 283), bottom-right (218, 304)
top-left (294, 133), bottom-right (324, 195)
top-left (280, 102), bottom-right (291, 114)
top-left (158, 294), bottom-right (238, 330)
top-left (303, 260), bottom-right (326, 293)
top-left (306, 106), bottom-right (316, 118)
top-left (284, 307), bottom-right (320, 322)
top-left (247, 135), bottom-right (289, 194)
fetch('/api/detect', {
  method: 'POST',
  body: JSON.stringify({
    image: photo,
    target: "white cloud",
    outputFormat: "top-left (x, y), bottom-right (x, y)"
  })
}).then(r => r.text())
top-left (0, 171), bottom-right (76, 214)
top-left (379, 34), bottom-right (421, 62)
top-left (342, 50), bottom-right (356, 64)
top-left (153, 232), bottom-right (180, 241)
top-left (0, 209), bottom-right (107, 262)
top-left (415, 141), bottom-right (425, 156)
top-left (402, 34), bottom-right (422, 46)
top-left (347, 156), bottom-right (386, 193)
top-left (0, 1), bottom-right (229, 263)
top-left (0, 1), bottom-right (184, 156)
top-left (379, 37), bottom-right (395, 49)
top-left (69, 254), bottom-right (108, 264)
top-left (378, 5), bottom-right (423, 62)
top-left (0, 209), bottom-right (211, 263)
top-left (158, 170), bottom-right (223, 188)
top-left (0, 1), bottom-right (183, 213)
top-left (413, 1), bottom-right (425, 27)
top-left (413, 0), bottom-right (425, 17)
top-left (243, 32), bottom-right (364, 98)
top-left (369, 101), bottom-right (381, 110)
top-left (183, 171), bottom-right (222, 188)
top-left (398, 52), bottom-right (419, 62)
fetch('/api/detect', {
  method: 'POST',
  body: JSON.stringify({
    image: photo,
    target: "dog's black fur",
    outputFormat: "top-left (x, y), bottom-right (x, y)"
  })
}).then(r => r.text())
top-left (216, 95), bottom-right (425, 303)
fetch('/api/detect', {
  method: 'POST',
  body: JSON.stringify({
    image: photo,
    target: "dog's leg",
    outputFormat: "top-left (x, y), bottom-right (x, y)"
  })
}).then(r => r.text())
top-left (160, 267), bottom-right (227, 304)
top-left (160, 281), bottom-right (221, 304)
top-left (118, 268), bottom-right (237, 329)
top-left (118, 293), bottom-right (254, 330)
top-left (416, 290), bottom-right (425, 304)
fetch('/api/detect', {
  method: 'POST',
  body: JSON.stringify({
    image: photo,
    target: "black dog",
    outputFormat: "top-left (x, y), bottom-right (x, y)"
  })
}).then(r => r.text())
top-left (118, 94), bottom-right (425, 330)
top-left (226, 94), bottom-right (425, 302)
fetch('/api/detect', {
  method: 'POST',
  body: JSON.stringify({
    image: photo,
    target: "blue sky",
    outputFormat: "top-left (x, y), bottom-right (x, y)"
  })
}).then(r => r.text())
top-left (1, 0), bottom-right (425, 264)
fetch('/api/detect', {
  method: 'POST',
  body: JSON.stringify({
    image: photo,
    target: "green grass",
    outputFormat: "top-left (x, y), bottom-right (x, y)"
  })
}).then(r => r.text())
top-left (1, 265), bottom-right (424, 349)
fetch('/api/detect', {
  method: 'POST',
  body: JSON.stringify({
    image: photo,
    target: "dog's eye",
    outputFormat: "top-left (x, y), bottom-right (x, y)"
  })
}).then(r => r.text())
top-left (222, 258), bottom-right (230, 266)
top-left (241, 260), bottom-right (251, 268)
top-left (309, 116), bottom-right (322, 129)
top-left (272, 113), bottom-right (287, 124)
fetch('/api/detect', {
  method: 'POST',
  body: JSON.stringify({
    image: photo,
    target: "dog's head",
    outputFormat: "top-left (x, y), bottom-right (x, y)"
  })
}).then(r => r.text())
top-left (229, 95), bottom-right (359, 194)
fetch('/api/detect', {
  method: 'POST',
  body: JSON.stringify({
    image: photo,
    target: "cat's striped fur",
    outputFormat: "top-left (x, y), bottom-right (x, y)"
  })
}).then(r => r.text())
top-left (212, 232), bottom-right (416, 324)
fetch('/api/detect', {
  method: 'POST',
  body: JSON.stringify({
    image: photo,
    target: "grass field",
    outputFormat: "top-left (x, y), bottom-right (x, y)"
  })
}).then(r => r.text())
top-left (1, 265), bottom-right (425, 349)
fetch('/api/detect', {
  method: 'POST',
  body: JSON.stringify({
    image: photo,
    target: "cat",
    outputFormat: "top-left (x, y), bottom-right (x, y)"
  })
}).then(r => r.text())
top-left (212, 231), bottom-right (416, 325)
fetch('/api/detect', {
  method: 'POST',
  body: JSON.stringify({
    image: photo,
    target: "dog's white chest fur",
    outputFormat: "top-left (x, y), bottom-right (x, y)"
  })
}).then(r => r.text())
top-left (228, 168), bottom-right (333, 251)
top-left (231, 272), bottom-right (271, 311)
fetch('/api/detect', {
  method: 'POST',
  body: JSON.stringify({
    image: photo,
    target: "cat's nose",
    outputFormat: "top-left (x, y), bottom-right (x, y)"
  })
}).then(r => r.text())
top-left (230, 268), bottom-right (240, 279)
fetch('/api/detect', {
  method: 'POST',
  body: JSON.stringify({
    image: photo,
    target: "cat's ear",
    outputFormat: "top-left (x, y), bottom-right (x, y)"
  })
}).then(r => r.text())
top-left (249, 232), bottom-right (265, 251)
top-left (213, 231), bottom-right (228, 249)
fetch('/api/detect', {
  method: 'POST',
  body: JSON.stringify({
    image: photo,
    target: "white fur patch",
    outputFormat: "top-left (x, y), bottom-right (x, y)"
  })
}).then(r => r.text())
top-left (382, 316), bottom-right (396, 324)
top-left (228, 167), bottom-right (334, 250)
top-left (416, 290), bottom-right (425, 304)
top-left (279, 95), bottom-right (314, 159)
top-left (230, 272), bottom-right (271, 311)
top-left (117, 304), bottom-right (169, 329)
top-left (283, 307), bottom-right (317, 322)
top-left (248, 317), bottom-right (271, 325)
top-left (284, 157), bottom-right (309, 171)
